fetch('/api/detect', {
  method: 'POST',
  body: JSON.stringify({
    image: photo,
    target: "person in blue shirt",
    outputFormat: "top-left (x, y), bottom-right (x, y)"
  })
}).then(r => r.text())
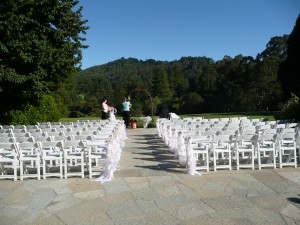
top-left (122, 97), bottom-right (131, 128)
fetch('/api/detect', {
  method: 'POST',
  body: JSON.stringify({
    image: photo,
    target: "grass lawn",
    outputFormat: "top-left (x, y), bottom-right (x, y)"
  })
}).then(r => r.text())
top-left (59, 111), bottom-right (277, 123)
top-left (184, 112), bottom-right (276, 121)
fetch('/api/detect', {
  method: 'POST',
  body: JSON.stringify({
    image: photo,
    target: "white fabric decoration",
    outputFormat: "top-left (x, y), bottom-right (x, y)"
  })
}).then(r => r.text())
top-left (185, 137), bottom-right (201, 176)
top-left (178, 132), bottom-right (187, 165)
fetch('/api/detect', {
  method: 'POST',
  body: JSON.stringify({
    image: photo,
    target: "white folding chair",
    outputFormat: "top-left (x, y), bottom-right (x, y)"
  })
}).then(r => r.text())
top-left (38, 141), bottom-right (63, 179)
top-left (84, 140), bottom-right (107, 178)
top-left (233, 135), bottom-right (255, 170)
top-left (276, 133), bottom-right (297, 168)
top-left (190, 138), bottom-right (210, 172)
top-left (295, 132), bottom-right (300, 164)
top-left (254, 134), bottom-right (276, 169)
top-left (0, 143), bottom-right (18, 181)
top-left (59, 140), bottom-right (85, 178)
top-left (211, 135), bottom-right (232, 171)
top-left (15, 142), bottom-right (41, 180)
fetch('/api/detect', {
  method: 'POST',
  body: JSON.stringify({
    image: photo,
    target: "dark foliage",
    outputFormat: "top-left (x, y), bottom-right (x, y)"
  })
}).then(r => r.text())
top-left (0, 0), bottom-right (88, 124)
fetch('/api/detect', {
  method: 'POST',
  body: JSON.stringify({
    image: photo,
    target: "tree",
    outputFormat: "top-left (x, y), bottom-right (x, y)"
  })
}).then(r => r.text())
top-left (278, 14), bottom-right (300, 100)
top-left (151, 67), bottom-right (172, 102)
top-left (256, 35), bottom-right (289, 62)
top-left (199, 65), bottom-right (218, 92)
top-left (182, 92), bottom-right (204, 114)
top-left (0, 0), bottom-right (88, 123)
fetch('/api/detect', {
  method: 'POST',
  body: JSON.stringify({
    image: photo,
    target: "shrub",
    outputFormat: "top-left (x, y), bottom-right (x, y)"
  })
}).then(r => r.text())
top-left (147, 120), bottom-right (156, 128)
top-left (10, 95), bottom-right (60, 125)
top-left (278, 93), bottom-right (300, 122)
top-left (69, 111), bottom-right (85, 118)
top-left (136, 120), bottom-right (144, 128)
top-left (38, 95), bottom-right (61, 122)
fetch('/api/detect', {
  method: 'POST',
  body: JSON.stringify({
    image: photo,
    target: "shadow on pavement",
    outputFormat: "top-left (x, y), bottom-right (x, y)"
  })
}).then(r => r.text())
top-left (287, 195), bottom-right (300, 206)
top-left (130, 133), bottom-right (186, 174)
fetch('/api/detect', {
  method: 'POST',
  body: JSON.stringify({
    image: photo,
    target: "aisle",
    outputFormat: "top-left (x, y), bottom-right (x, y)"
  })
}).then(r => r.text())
top-left (115, 128), bottom-right (186, 177)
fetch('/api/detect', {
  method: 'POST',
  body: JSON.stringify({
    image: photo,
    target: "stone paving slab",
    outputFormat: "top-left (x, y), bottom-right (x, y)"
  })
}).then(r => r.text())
top-left (0, 127), bottom-right (300, 225)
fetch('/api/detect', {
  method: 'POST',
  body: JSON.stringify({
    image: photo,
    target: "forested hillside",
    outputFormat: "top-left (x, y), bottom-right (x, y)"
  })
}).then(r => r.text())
top-left (75, 35), bottom-right (288, 117)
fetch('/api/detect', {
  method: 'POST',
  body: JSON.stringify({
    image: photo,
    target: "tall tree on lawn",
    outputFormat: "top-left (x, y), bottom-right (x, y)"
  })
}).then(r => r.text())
top-left (0, 0), bottom-right (88, 123)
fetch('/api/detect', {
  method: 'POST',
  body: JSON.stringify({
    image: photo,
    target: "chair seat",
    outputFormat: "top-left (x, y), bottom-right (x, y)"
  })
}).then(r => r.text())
top-left (0, 156), bottom-right (15, 162)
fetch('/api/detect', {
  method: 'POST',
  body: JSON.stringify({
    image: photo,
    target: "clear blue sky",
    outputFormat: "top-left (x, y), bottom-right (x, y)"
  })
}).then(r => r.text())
top-left (79, 0), bottom-right (300, 69)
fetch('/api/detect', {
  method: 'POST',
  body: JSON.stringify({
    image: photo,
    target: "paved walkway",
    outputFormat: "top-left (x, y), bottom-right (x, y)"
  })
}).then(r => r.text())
top-left (1, 128), bottom-right (300, 225)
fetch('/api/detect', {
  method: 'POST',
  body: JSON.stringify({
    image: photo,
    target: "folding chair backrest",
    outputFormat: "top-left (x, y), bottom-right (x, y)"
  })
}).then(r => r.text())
top-left (280, 132), bottom-right (295, 140)
top-left (16, 142), bottom-right (40, 156)
top-left (0, 132), bottom-right (12, 138)
top-left (11, 128), bottom-right (27, 133)
top-left (0, 142), bottom-right (16, 150)
top-left (81, 130), bottom-right (98, 136)
top-left (237, 134), bottom-right (256, 142)
top-left (60, 140), bottom-right (85, 149)
top-left (0, 143), bottom-right (17, 158)
top-left (17, 142), bottom-right (39, 149)
top-left (38, 141), bottom-right (61, 153)
top-left (52, 135), bottom-right (73, 141)
top-left (12, 132), bottom-right (31, 138)
top-left (213, 135), bottom-right (231, 146)
top-left (262, 129), bottom-right (277, 135)
top-left (33, 136), bottom-right (52, 142)
top-left (0, 137), bottom-right (15, 143)
top-left (258, 134), bottom-right (274, 142)
top-left (14, 136), bottom-right (34, 143)
top-left (73, 135), bottom-right (90, 141)
top-left (280, 128), bottom-right (295, 134)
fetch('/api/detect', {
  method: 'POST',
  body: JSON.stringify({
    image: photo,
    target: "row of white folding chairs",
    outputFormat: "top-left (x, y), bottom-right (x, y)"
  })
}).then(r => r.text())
top-left (158, 118), bottom-right (299, 142)
top-left (0, 123), bottom-right (126, 181)
top-left (37, 120), bottom-right (107, 126)
top-left (1, 121), bottom-right (121, 136)
top-left (179, 117), bottom-right (295, 125)
top-left (0, 128), bottom-right (116, 142)
top-left (164, 117), bottom-right (298, 129)
top-left (0, 120), bottom-right (122, 143)
top-left (168, 130), bottom-right (296, 174)
top-left (0, 120), bottom-right (121, 143)
top-left (178, 130), bottom-right (298, 173)
top-left (157, 119), bottom-right (299, 174)
top-left (0, 122), bottom-right (95, 130)
top-left (0, 119), bottom-right (117, 131)
top-left (0, 132), bottom-right (114, 144)
top-left (0, 138), bottom-right (110, 181)
top-left (161, 120), bottom-right (299, 135)
top-left (0, 123), bottom-right (117, 134)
